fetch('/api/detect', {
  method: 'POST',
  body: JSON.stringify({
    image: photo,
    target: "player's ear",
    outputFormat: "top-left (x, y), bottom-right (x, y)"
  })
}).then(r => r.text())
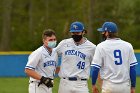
top-left (43, 38), bottom-right (47, 43)
top-left (84, 30), bottom-right (87, 34)
top-left (43, 39), bottom-right (45, 43)
top-left (106, 31), bottom-right (109, 36)
top-left (82, 30), bottom-right (87, 35)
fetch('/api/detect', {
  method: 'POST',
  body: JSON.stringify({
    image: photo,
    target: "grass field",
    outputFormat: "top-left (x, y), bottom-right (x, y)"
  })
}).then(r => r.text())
top-left (0, 77), bottom-right (140, 93)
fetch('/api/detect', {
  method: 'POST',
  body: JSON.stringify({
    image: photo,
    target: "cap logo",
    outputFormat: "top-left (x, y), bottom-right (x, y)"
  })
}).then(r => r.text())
top-left (73, 25), bottom-right (78, 29)
top-left (105, 27), bottom-right (107, 31)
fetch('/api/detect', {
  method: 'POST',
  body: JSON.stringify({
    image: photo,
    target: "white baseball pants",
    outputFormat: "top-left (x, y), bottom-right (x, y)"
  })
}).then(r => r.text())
top-left (58, 78), bottom-right (89, 93)
top-left (29, 81), bottom-right (52, 93)
top-left (102, 80), bottom-right (130, 93)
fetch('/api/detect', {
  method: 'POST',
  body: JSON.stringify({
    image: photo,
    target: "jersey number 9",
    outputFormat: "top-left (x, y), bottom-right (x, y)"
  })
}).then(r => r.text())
top-left (114, 50), bottom-right (122, 65)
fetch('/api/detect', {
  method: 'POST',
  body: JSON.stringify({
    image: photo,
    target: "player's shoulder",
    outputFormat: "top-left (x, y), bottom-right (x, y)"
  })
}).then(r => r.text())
top-left (62, 38), bottom-right (73, 42)
top-left (120, 40), bottom-right (133, 48)
top-left (30, 46), bottom-right (43, 56)
top-left (98, 39), bottom-right (133, 48)
top-left (86, 39), bottom-right (96, 48)
top-left (96, 41), bottom-right (106, 48)
top-left (58, 38), bottom-right (73, 45)
top-left (52, 47), bottom-right (58, 53)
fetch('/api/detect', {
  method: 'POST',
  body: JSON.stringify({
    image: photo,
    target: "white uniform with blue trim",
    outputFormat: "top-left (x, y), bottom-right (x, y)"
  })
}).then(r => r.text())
top-left (56, 38), bottom-right (96, 93)
top-left (25, 46), bottom-right (58, 93)
top-left (91, 38), bottom-right (138, 93)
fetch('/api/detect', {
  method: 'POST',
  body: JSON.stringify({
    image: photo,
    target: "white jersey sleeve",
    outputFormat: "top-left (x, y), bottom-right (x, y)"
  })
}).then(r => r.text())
top-left (25, 50), bottom-right (41, 70)
top-left (55, 40), bottom-right (66, 55)
top-left (91, 45), bottom-right (102, 68)
top-left (128, 44), bottom-right (138, 66)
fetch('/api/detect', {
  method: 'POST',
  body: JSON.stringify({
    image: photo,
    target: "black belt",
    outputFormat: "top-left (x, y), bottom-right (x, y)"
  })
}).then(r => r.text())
top-left (63, 77), bottom-right (87, 81)
top-left (29, 81), bottom-right (39, 83)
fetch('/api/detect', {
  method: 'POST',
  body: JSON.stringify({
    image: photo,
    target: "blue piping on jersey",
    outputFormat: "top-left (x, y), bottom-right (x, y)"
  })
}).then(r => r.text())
top-left (130, 62), bottom-right (138, 66)
top-left (130, 65), bottom-right (136, 87)
top-left (91, 64), bottom-right (101, 68)
top-left (25, 66), bottom-right (35, 70)
top-left (91, 66), bottom-right (99, 85)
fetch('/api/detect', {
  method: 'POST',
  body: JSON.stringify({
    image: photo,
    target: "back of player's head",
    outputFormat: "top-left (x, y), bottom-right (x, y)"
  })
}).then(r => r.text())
top-left (97, 22), bottom-right (118, 33)
top-left (70, 21), bottom-right (85, 32)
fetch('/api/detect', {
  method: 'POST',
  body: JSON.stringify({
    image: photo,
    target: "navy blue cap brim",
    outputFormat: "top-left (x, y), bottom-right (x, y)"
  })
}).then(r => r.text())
top-left (97, 28), bottom-right (104, 32)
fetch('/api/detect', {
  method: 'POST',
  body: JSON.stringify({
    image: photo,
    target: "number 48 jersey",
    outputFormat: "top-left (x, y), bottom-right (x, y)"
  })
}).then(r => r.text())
top-left (91, 38), bottom-right (138, 83)
top-left (56, 38), bottom-right (96, 79)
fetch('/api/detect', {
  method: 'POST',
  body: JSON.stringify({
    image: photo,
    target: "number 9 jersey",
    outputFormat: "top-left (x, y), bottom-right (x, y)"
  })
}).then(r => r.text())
top-left (91, 38), bottom-right (138, 83)
top-left (56, 38), bottom-right (96, 79)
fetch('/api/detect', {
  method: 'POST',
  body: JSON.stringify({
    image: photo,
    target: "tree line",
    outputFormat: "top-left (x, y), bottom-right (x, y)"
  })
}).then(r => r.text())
top-left (0, 0), bottom-right (139, 51)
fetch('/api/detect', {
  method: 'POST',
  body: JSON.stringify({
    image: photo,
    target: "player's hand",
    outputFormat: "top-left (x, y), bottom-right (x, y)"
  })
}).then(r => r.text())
top-left (92, 85), bottom-right (99, 93)
top-left (131, 87), bottom-right (135, 93)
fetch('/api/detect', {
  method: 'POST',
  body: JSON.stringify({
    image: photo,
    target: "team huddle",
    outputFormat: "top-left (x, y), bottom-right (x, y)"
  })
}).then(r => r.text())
top-left (25, 21), bottom-right (138, 93)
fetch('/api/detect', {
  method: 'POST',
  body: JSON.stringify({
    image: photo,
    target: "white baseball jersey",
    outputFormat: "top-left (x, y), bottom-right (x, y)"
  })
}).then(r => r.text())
top-left (91, 38), bottom-right (137, 83)
top-left (56, 38), bottom-right (96, 79)
top-left (25, 46), bottom-right (58, 82)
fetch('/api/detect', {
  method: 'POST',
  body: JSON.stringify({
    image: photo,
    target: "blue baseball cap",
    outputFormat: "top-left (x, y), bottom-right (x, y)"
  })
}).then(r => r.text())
top-left (97, 22), bottom-right (118, 32)
top-left (70, 21), bottom-right (85, 32)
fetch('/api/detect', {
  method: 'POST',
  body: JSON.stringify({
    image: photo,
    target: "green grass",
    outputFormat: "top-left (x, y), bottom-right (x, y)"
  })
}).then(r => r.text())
top-left (0, 77), bottom-right (140, 93)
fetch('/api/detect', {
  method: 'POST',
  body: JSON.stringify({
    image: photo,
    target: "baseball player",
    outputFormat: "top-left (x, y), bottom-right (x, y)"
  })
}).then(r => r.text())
top-left (91, 22), bottom-right (138, 93)
top-left (25, 29), bottom-right (58, 93)
top-left (56, 21), bottom-right (96, 93)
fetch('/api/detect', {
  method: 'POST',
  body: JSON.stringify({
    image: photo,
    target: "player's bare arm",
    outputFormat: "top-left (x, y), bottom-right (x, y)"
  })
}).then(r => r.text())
top-left (92, 85), bottom-right (99, 93)
top-left (131, 87), bottom-right (135, 93)
top-left (97, 71), bottom-right (102, 90)
top-left (25, 68), bottom-right (41, 80)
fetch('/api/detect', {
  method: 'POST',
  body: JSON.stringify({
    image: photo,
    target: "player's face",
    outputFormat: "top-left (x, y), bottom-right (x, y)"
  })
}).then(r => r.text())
top-left (71, 32), bottom-right (84, 42)
top-left (43, 35), bottom-right (57, 48)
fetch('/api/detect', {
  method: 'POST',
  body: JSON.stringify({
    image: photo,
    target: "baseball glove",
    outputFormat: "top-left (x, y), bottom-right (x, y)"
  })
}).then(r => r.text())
top-left (38, 76), bottom-right (53, 88)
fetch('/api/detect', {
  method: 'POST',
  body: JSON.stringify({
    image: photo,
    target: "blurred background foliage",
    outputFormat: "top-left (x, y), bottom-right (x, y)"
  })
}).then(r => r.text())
top-left (0, 0), bottom-right (139, 51)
